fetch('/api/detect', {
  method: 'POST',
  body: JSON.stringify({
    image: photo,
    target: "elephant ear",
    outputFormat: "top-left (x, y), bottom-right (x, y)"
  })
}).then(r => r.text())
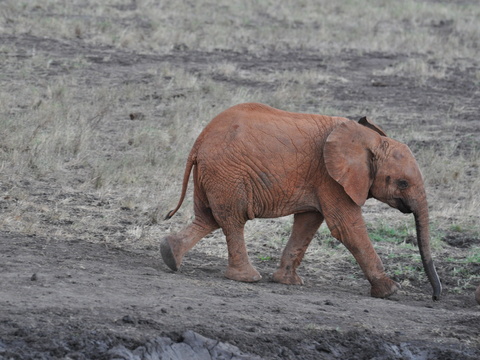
top-left (358, 116), bottom-right (388, 137)
top-left (324, 121), bottom-right (379, 206)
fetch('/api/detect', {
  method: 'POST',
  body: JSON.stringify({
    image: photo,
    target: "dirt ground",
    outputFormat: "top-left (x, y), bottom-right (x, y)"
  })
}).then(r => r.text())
top-left (1, 17), bottom-right (480, 360)
top-left (1, 230), bottom-right (479, 360)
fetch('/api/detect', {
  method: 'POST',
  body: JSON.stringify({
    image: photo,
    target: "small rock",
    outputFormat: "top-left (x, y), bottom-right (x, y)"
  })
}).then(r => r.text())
top-left (316, 343), bottom-right (331, 353)
top-left (129, 112), bottom-right (145, 120)
top-left (122, 315), bottom-right (135, 324)
top-left (371, 79), bottom-right (388, 87)
top-left (30, 273), bottom-right (38, 281)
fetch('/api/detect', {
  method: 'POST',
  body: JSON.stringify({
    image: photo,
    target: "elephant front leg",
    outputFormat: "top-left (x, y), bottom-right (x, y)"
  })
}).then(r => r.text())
top-left (273, 212), bottom-right (324, 285)
top-left (223, 225), bottom-right (261, 282)
top-left (325, 209), bottom-right (399, 298)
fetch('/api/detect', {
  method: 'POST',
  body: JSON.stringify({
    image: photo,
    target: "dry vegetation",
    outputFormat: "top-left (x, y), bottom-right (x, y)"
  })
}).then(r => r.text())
top-left (1, 0), bottom-right (479, 290)
top-left (1, 0), bottom-right (479, 319)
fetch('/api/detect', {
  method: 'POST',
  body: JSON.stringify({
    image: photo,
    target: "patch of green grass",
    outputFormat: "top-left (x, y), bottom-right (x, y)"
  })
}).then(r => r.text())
top-left (368, 222), bottom-right (413, 244)
top-left (367, 220), bottom-right (446, 252)
top-left (447, 247), bottom-right (480, 265)
top-left (447, 224), bottom-right (480, 238)
top-left (441, 247), bottom-right (480, 293)
top-left (466, 248), bottom-right (480, 264)
top-left (391, 263), bottom-right (422, 278)
top-left (449, 224), bottom-right (464, 233)
top-left (258, 255), bottom-right (273, 262)
top-left (447, 266), bottom-right (479, 294)
top-left (385, 250), bottom-right (423, 278)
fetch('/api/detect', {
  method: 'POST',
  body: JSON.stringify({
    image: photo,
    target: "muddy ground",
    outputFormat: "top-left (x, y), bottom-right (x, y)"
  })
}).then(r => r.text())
top-left (1, 16), bottom-right (480, 360)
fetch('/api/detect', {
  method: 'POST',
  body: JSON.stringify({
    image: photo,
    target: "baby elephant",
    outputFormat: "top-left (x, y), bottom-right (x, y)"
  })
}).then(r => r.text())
top-left (162, 103), bottom-right (442, 300)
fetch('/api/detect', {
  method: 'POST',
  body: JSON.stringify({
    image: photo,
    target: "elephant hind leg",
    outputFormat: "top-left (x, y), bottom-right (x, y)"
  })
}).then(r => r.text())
top-left (161, 206), bottom-right (219, 272)
top-left (222, 224), bottom-right (261, 282)
top-left (273, 212), bottom-right (324, 285)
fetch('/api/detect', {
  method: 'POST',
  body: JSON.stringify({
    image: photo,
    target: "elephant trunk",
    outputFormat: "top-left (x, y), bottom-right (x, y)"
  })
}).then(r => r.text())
top-left (413, 202), bottom-right (442, 301)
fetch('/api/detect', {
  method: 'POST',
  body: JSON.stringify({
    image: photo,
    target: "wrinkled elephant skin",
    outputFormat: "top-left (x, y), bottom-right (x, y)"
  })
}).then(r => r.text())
top-left (162, 103), bottom-right (442, 300)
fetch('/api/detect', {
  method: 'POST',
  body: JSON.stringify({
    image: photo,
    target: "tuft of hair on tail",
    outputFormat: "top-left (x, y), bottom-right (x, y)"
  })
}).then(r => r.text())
top-left (164, 210), bottom-right (175, 220)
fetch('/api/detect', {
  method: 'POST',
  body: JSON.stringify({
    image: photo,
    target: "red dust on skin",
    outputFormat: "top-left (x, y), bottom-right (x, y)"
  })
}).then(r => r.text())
top-left (163, 103), bottom-right (441, 301)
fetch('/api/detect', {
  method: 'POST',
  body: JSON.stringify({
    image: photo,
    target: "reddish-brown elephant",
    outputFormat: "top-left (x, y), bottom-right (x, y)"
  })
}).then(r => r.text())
top-left (162, 103), bottom-right (442, 300)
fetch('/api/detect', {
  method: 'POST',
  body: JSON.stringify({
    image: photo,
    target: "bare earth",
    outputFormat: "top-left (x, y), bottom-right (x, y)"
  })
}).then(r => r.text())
top-left (1, 231), bottom-right (479, 359)
top-left (1, 30), bottom-right (480, 360)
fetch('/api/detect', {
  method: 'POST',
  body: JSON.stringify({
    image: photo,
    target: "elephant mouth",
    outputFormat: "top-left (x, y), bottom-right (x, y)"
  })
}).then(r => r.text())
top-left (395, 198), bottom-right (413, 214)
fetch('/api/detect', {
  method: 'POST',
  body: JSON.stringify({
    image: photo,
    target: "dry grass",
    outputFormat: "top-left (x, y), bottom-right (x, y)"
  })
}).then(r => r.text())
top-left (2, 0), bottom-right (479, 58)
top-left (0, 0), bottom-right (479, 290)
top-left (374, 59), bottom-right (448, 86)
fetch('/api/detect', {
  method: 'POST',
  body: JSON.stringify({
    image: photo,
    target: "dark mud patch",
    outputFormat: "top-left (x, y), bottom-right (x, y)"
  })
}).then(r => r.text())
top-left (443, 232), bottom-right (479, 248)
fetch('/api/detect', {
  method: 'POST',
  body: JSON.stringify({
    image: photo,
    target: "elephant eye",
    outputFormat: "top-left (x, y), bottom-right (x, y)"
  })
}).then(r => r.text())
top-left (396, 179), bottom-right (409, 190)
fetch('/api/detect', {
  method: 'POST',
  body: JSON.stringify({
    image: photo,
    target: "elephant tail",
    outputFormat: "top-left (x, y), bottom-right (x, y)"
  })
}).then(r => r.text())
top-left (164, 153), bottom-right (196, 220)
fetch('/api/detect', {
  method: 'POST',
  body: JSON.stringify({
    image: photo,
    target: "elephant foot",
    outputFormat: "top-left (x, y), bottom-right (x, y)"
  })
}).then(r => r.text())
top-left (272, 268), bottom-right (304, 285)
top-left (160, 238), bottom-right (181, 271)
top-left (225, 264), bottom-right (262, 283)
top-left (370, 277), bottom-right (400, 299)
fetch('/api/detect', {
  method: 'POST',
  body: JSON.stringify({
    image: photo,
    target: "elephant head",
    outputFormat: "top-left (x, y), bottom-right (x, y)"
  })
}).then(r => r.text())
top-left (325, 118), bottom-right (442, 300)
